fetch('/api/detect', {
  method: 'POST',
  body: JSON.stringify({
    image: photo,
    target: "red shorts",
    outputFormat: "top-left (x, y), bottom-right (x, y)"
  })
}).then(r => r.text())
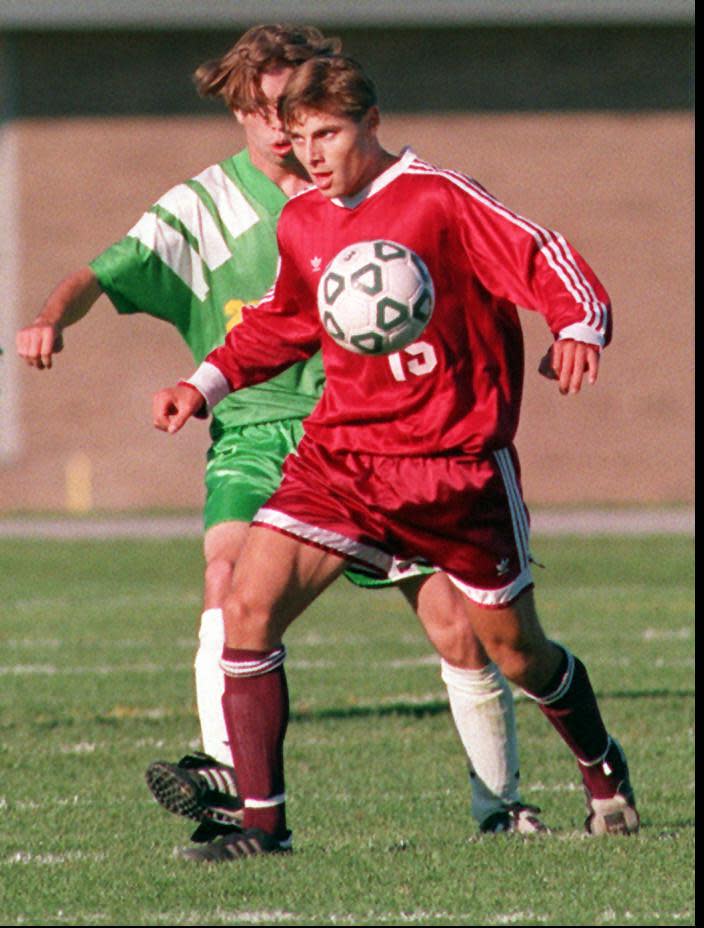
top-left (253, 435), bottom-right (534, 607)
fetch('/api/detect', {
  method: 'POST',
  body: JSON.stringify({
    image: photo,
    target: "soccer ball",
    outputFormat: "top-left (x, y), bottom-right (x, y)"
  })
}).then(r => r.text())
top-left (317, 240), bottom-right (435, 355)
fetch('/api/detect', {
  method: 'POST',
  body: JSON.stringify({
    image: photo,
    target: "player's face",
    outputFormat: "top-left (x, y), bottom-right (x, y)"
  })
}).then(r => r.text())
top-left (287, 108), bottom-right (385, 199)
top-left (235, 68), bottom-right (298, 174)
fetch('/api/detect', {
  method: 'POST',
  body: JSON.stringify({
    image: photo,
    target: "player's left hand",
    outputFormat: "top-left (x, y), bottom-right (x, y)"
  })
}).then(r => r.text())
top-left (538, 339), bottom-right (600, 395)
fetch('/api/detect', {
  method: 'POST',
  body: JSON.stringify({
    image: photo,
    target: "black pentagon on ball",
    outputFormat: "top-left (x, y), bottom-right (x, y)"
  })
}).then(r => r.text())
top-left (351, 262), bottom-right (383, 296)
top-left (376, 297), bottom-right (410, 331)
top-left (374, 241), bottom-right (407, 261)
top-left (322, 310), bottom-right (346, 340)
top-left (412, 287), bottom-right (433, 322)
top-left (322, 272), bottom-right (345, 306)
top-left (410, 252), bottom-right (431, 283)
top-left (350, 331), bottom-right (385, 353)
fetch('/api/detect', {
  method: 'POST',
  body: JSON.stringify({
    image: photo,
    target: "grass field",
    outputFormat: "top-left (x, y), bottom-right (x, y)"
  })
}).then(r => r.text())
top-left (0, 532), bottom-right (694, 926)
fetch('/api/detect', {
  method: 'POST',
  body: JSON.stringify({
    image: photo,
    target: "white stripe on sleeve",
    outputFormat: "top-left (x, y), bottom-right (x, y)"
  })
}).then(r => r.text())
top-left (186, 361), bottom-right (232, 410)
top-left (193, 164), bottom-right (261, 242)
top-left (155, 182), bottom-right (232, 272)
top-left (128, 212), bottom-right (209, 300)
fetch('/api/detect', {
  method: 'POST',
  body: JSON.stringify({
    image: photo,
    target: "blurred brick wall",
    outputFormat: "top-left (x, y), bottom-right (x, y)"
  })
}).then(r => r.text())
top-left (0, 112), bottom-right (693, 512)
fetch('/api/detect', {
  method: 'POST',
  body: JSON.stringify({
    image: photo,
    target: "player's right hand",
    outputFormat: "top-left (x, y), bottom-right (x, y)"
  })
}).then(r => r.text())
top-left (152, 383), bottom-right (206, 434)
top-left (16, 322), bottom-right (64, 370)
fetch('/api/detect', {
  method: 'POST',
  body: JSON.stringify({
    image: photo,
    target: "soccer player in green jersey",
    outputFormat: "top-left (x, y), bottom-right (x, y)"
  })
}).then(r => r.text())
top-left (16, 24), bottom-right (545, 844)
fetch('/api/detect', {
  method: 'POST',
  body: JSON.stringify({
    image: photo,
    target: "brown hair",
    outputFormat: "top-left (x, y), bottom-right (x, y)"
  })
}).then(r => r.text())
top-left (278, 55), bottom-right (378, 126)
top-left (194, 24), bottom-right (341, 113)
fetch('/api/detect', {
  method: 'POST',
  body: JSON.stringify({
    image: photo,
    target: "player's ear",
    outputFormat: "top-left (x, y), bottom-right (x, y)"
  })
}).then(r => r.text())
top-left (233, 108), bottom-right (246, 125)
top-left (365, 106), bottom-right (381, 133)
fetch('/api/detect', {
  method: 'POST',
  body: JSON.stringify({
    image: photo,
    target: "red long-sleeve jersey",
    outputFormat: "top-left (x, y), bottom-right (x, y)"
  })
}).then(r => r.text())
top-left (191, 149), bottom-right (611, 457)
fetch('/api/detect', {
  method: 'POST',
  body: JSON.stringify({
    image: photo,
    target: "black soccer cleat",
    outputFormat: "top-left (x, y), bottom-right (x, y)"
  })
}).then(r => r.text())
top-left (174, 827), bottom-right (293, 862)
top-left (583, 739), bottom-right (640, 836)
top-left (188, 819), bottom-right (243, 844)
top-left (480, 802), bottom-right (550, 834)
top-left (145, 751), bottom-right (243, 827)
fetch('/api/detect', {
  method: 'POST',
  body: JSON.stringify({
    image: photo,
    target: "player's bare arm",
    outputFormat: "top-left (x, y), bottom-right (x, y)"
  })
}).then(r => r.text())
top-left (538, 339), bottom-right (600, 395)
top-left (153, 382), bottom-right (206, 434)
top-left (16, 266), bottom-right (103, 370)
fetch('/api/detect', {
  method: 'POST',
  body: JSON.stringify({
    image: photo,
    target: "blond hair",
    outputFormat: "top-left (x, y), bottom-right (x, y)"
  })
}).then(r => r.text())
top-left (194, 24), bottom-right (341, 113)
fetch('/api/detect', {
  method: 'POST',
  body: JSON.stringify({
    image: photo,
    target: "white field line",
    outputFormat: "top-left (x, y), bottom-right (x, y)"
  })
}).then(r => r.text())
top-left (4, 626), bottom-right (693, 653)
top-left (2, 850), bottom-right (106, 865)
top-left (0, 663), bottom-right (174, 676)
top-left (0, 652), bottom-right (694, 677)
top-left (643, 627), bottom-right (693, 640)
top-left (0, 910), bottom-right (693, 926)
top-left (0, 657), bottom-right (444, 676)
top-left (0, 508), bottom-right (694, 538)
top-left (11, 592), bottom-right (201, 612)
top-left (3, 636), bottom-right (197, 651)
top-left (1, 795), bottom-right (162, 811)
top-left (1, 774), bottom-right (695, 813)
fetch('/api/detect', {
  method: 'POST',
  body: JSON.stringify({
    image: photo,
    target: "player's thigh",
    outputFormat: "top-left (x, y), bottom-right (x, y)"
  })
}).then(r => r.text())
top-left (225, 525), bottom-right (347, 648)
top-left (204, 520), bottom-right (250, 566)
top-left (400, 572), bottom-right (490, 669)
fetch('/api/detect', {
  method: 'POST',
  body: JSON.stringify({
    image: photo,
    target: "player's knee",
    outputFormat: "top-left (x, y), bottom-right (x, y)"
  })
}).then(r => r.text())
top-left (485, 634), bottom-right (554, 689)
top-left (222, 588), bottom-right (277, 648)
top-left (436, 625), bottom-right (488, 668)
top-left (490, 645), bottom-right (536, 686)
top-left (204, 556), bottom-right (236, 604)
top-left (478, 590), bottom-right (553, 685)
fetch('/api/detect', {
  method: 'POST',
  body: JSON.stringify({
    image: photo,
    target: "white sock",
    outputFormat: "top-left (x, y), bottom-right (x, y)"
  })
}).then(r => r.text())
top-left (194, 608), bottom-right (231, 766)
top-left (441, 659), bottom-right (521, 826)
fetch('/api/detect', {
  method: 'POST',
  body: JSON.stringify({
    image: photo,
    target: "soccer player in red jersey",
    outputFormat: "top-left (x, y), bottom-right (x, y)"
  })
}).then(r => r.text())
top-left (18, 28), bottom-right (542, 844)
top-left (154, 54), bottom-right (639, 859)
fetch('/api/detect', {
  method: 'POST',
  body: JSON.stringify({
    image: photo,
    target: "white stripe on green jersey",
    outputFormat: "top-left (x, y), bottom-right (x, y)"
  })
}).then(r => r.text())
top-left (127, 165), bottom-right (263, 298)
top-left (128, 211), bottom-right (211, 301)
top-left (149, 182), bottom-right (230, 272)
top-left (191, 163), bottom-right (261, 245)
top-left (90, 150), bottom-right (324, 431)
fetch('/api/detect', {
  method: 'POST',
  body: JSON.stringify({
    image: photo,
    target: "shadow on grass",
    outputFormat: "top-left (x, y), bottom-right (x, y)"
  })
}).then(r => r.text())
top-left (291, 699), bottom-right (451, 723)
top-left (6, 688), bottom-right (692, 732)
top-left (290, 688), bottom-right (694, 724)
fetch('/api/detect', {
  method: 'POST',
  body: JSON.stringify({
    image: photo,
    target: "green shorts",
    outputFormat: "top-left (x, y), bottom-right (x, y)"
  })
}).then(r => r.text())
top-left (204, 419), bottom-right (304, 530)
top-left (203, 418), bottom-right (435, 589)
top-left (341, 559), bottom-right (436, 589)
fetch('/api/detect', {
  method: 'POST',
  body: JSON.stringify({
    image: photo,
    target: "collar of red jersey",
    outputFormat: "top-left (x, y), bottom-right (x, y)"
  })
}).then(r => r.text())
top-left (330, 147), bottom-right (417, 210)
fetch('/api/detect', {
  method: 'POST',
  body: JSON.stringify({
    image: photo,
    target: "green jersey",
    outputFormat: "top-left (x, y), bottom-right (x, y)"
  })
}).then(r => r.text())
top-left (90, 150), bottom-right (324, 437)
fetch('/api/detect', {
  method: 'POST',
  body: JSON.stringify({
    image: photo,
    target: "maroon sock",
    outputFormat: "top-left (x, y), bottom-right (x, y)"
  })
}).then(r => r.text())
top-left (221, 646), bottom-right (289, 837)
top-left (528, 646), bottom-right (610, 766)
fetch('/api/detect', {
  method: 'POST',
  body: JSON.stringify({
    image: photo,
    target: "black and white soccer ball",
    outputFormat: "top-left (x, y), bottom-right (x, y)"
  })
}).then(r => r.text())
top-left (317, 240), bottom-right (435, 355)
